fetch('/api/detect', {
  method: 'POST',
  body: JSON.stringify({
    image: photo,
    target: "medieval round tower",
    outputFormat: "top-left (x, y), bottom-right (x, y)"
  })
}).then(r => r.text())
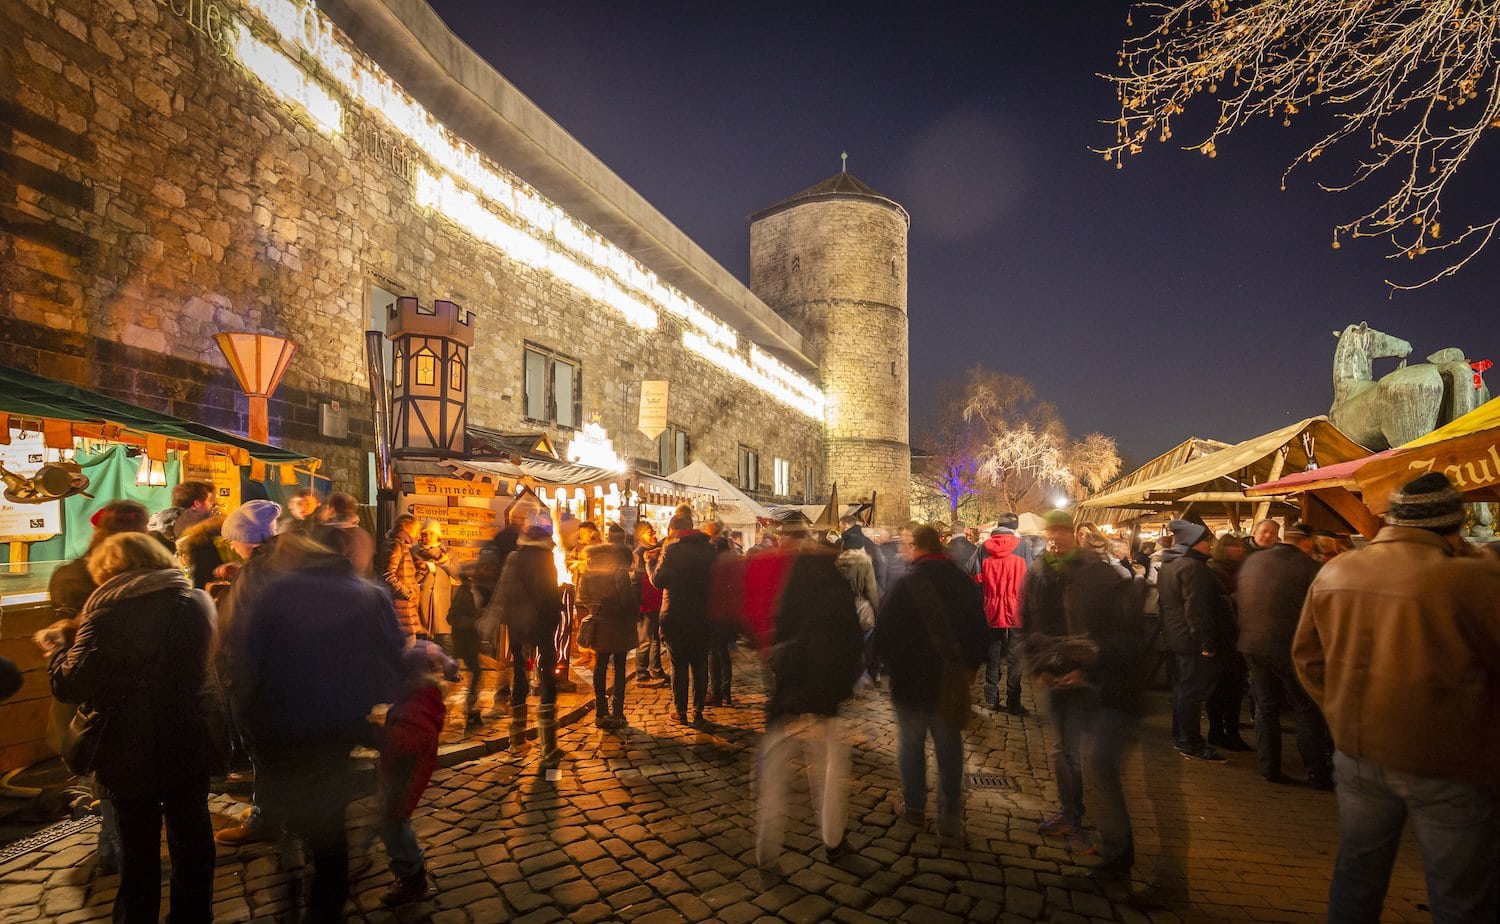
top-left (750, 171), bottom-right (911, 524)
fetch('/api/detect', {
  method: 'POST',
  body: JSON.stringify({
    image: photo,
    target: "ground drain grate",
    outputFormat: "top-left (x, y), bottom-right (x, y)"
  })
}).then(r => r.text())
top-left (967, 773), bottom-right (1014, 790)
top-left (0, 815), bottom-right (99, 866)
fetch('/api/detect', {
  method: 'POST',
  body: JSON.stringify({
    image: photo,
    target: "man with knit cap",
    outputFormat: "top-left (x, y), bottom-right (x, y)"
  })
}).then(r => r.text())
top-left (1295, 472), bottom-right (1500, 922)
top-left (1157, 518), bottom-right (1233, 762)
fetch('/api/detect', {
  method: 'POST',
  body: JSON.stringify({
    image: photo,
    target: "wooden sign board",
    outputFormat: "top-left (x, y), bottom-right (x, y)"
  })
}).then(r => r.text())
top-left (638, 380), bottom-right (668, 439)
top-left (1356, 430), bottom-right (1500, 512)
top-left (410, 504), bottom-right (496, 524)
top-left (182, 453), bottom-right (242, 511)
top-left (411, 476), bottom-right (495, 498)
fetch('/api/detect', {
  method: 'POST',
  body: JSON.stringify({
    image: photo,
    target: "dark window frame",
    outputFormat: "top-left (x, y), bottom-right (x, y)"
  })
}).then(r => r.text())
top-left (737, 444), bottom-right (760, 493)
top-left (522, 342), bottom-right (583, 430)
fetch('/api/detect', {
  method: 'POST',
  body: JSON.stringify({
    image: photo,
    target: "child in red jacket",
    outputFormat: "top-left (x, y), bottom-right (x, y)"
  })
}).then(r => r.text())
top-left (378, 640), bottom-right (455, 906)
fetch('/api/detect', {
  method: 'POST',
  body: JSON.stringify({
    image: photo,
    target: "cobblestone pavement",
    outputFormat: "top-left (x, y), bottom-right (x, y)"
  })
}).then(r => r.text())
top-left (0, 645), bottom-right (1431, 923)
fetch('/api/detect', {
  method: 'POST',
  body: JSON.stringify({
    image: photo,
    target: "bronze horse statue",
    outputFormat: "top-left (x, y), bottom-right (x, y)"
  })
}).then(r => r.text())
top-left (1329, 322), bottom-right (1490, 451)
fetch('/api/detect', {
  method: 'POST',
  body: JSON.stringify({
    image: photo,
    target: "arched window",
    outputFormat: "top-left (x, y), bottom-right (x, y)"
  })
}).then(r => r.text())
top-left (414, 347), bottom-right (437, 386)
top-left (392, 347), bottom-right (405, 388)
top-left (449, 355), bottom-right (465, 392)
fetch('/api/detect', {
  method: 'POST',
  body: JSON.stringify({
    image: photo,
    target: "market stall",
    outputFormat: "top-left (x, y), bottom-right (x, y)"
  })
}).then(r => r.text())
top-left (666, 460), bottom-right (771, 537)
top-left (0, 363), bottom-right (322, 774)
top-left (1079, 417), bottom-right (1369, 535)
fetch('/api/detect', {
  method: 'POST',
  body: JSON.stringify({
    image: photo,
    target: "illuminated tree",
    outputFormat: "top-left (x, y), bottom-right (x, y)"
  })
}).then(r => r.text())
top-left (1063, 433), bottom-right (1123, 500)
top-left (912, 381), bottom-right (985, 523)
top-left (977, 423), bottom-right (1076, 512)
top-left (1105, 1), bottom-right (1500, 288)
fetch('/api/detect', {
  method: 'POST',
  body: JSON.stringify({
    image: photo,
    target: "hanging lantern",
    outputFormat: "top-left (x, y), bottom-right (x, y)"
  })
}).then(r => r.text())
top-left (214, 332), bottom-right (298, 444)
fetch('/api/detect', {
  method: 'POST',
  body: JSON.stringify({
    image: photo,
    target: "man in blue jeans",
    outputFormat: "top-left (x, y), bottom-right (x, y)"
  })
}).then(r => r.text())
top-left (873, 526), bottom-right (988, 843)
top-left (1295, 473), bottom-right (1500, 923)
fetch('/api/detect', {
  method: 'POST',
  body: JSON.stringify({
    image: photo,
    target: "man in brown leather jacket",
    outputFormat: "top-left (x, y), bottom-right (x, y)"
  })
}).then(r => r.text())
top-left (1294, 473), bottom-right (1500, 923)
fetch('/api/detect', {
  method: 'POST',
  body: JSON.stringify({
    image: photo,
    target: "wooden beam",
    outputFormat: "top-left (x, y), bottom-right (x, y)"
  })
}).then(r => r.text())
top-left (1254, 447), bottom-right (1289, 523)
top-left (1311, 487), bottom-right (1384, 539)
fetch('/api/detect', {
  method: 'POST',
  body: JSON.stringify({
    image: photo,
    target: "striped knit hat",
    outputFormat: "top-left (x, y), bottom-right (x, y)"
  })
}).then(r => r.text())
top-left (1385, 473), bottom-right (1465, 531)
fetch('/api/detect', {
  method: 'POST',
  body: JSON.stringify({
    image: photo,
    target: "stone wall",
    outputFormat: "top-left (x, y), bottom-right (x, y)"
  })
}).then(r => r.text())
top-left (0, 0), bottom-right (823, 498)
top-left (750, 196), bottom-right (911, 521)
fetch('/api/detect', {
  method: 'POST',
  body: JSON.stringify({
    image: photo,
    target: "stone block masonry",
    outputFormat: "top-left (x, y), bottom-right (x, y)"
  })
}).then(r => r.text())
top-left (0, 0), bottom-right (824, 497)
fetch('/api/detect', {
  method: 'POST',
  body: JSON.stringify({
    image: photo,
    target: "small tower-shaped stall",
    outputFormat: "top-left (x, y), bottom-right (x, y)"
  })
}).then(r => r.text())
top-left (386, 297), bottom-right (475, 459)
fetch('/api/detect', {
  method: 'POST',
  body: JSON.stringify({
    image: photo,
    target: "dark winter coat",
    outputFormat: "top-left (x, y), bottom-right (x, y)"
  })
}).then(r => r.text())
top-left (945, 536), bottom-right (981, 578)
top-left (1236, 543), bottom-right (1321, 660)
top-left (314, 521), bottom-right (375, 577)
top-left (177, 516), bottom-right (229, 589)
top-left (1157, 546), bottom-right (1233, 654)
top-left (475, 526), bottom-right (521, 604)
top-left (841, 525), bottom-right (886, 587)
top-left (224, 554), bottom-right (403, 750)
top-left (872, 554), bottom-right (988, 720)
top-left (577, 542), bottom-right (638, 653)
top-left (1017, 551), bottom-right (1144, 714)
top-left (767, 546), bottom-right (864, 719)
top-left (447, 582), bottom-right (481, 662)
top-left (490, 538), bottom-right (564, 646)
top-left (650, 530), bottom-right (718, 648)
top-left (50, 570), bottom-right (215, 800)
top-left (377, 530), bottom-right (421, 636)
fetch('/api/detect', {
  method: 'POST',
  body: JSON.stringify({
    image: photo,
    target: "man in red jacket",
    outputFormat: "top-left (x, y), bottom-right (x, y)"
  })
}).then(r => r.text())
top-left (980, 527), bottom-right (1028, 715)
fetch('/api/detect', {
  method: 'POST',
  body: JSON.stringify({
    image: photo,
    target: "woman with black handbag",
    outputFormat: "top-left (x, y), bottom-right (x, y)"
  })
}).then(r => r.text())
top-left (43, 531), bottom-right (217, 923)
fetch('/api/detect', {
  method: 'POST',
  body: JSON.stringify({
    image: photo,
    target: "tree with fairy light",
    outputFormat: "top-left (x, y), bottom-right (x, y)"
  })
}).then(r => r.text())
top-left (1103, 1), bottom-right (1500, 288)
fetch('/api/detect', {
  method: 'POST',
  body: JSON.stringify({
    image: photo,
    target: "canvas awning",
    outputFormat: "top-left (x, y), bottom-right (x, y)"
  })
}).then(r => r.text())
top-left (1080, 417), bottom-right (1369, 515)
top-left (667, 460), bottom-right (770, 530)
top-left (0, 362), bottom-right (312, 467)
top-left (1355, 397), bottom-right (1500, 512)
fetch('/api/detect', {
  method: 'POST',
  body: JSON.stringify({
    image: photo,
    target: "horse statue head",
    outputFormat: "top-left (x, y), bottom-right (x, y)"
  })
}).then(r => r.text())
top-left (1332, 321), bottom-right (1413, 384)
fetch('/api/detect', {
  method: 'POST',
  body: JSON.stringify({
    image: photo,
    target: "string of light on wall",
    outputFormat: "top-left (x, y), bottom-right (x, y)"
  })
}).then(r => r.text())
top-left (230, 0), bottom-right (822, 418)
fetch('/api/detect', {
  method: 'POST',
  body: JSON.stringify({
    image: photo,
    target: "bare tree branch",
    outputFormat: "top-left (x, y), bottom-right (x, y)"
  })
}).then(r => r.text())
top-left (1102, 1), bottom-right (1500, 288)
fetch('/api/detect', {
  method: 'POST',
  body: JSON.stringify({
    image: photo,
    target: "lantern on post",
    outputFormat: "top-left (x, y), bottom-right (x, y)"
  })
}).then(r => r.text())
top-left (385, 297), bottom-right (475, 458)
top-left (214, 332), bottom-right (298, 444)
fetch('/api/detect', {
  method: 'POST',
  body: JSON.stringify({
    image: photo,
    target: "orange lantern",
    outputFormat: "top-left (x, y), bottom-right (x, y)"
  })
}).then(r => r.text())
top-left (214, 332), bottom-right (298, 444)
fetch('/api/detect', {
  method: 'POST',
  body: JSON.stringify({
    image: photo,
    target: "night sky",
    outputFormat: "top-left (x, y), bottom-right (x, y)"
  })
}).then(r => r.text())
top-left (424, 1), bottom-right (1499, 467)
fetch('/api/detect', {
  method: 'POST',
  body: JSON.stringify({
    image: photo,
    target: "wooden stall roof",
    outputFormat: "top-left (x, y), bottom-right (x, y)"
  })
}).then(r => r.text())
top-left (1081, 417), bottom-right (1369, 514)
top-left (1081, 436), bottom-right (1231, 526)
top-left (1356, 397), bottom-right (1500, 512)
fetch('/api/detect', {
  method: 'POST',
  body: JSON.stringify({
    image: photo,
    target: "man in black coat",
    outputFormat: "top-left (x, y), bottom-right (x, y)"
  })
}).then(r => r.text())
top-left (1236, 522), bottom-right (1331, 786)
top-left (649, 510), bottom-right (719, 725)
top-left (872, 526), bottom-right (988, 842)
top-left (225, 538), bottom-right (403, 923)
top-left (1157, 519), bottom-right (1233, 762)
top-left (756, 534), bottom-right (864, 868)
top-left (489, 515), bottom-right (566, 763)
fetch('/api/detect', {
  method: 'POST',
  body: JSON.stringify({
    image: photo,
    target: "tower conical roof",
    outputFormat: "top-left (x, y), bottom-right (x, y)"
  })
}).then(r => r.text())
top-left (751, 171), bottom-right (908, 223)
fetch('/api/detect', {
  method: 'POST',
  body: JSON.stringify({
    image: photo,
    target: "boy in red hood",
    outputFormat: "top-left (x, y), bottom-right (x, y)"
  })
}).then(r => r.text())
top-left (376, 640), bottom-right (455, 906)
top-left (980, 529), bottom-right (1028, 715)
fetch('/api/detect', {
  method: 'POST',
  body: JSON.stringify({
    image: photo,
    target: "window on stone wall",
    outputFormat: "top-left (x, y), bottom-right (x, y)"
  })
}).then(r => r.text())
top-left (523, 344), bottom-right (582, 429)
top-left (773, 458), bottom-right (790, 497)
top-left (738, 445), bottom-right (759, 493)
top-left (803, 464), bottom-right (816, 503)
top-left (450, 355), bottom-right (465, 392)
top-left (657, 425), bottom-right (689, 476)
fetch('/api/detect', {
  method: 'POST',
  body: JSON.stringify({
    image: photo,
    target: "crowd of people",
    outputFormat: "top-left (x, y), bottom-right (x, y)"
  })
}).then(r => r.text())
top-left (15, 469), bottom-right (1499, 922)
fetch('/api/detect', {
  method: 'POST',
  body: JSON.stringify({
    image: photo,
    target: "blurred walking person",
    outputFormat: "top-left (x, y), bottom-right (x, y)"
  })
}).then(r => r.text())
top-left (649, 509), bottom-right (718, 726)
top-left (577, 526), bottom-right (637, 729)
top-left (703, 519), bottom-right (740, 706)
top-left (312, 491), bottom-right (374, 577)
top-left (1295, 474), bottom-right (1500, 923)
top-left (1157, 519), bottom-right (1232, 762)
top-left (46, 533), bottom-right (217, 923)
top-left (375, 641), bottom-right (456, 907)
top-left (489, 513), bottom-right (567, 765)
top-left (631, 522), bottom-right (668, 686)
top-left (756, 532), bottom-right (864, 868)
top-left (873, 525), bottom-right (988, 843)
top-left (1020, 510), bottom-right (1127, 840)
top-left (222, 532), bottom-right (403, 922)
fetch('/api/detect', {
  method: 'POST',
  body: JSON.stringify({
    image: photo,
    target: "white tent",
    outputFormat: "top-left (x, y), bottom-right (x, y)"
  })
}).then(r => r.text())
top-left (667, 460), bottom-right (773, 534)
